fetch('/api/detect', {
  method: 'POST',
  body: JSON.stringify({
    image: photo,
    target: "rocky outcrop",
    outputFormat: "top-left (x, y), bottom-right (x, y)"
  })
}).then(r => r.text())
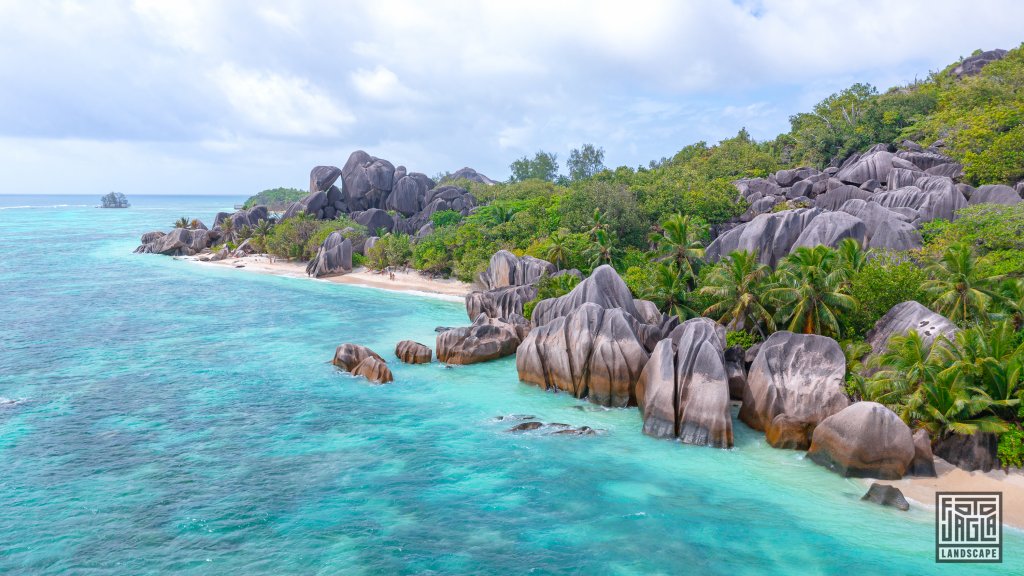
top-left (807, 402), bottom-right (915, 479)
top-left (814, 185), bottom-right (873, 211)
top-left (865, 301), bottom-right (957, 359)
top-left (531, 265), bottom-right (648, 327)
top-left (970, 184), bottom-right (1021, 206)
top-left (910, 429), bottom-right (937, 477)
top-left (705, 209), bottom-right (822, 267)
top-left (861, 484), bottom-right (910, 511)
top-left (838, 199), bottom-right (922, 251)
top-left (836, 150), bottom-right (896, 185)
top-left (739, 332), bottom-right (849, 449)
top-left (477, 250), bottom-right (556, 291)
top-left (333, 343), bottom-right (392, 383)
top-left (443, 167), bottom-right (496, 186)
top-left (436, 314), bottom-right (521, 365)
top-left (466, 284), bottom-right (537, 322)
top-left (790, 211), bottom-right (866, 251)
top-left (309, 165), bottom-right (343, 194)
top-left (134, 227), bottom-right (210, 256)
top-left (635, 318), bottom-right (732, 448)
top-left (950, 49), bottom-right (1007, 78)
top-left (517, 303), bottom-right (650, 407)
top-left (306, 232), bottom-right (352, 277)
top-left (724, 346), bottom-right (747, 400)
top-left (395, 340), bottom-right (432, 364)
top-left (934, 432), bottom-right (1000, 472)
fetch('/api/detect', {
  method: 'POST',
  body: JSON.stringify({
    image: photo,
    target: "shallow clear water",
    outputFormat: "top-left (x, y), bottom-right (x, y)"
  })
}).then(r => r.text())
top-left (0, 194), bottom-right (1020, 575)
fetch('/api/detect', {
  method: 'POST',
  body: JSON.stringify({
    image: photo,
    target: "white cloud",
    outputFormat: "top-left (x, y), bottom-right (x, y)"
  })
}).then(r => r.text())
top-left (210, 63), bottom-right (354, 138)
top-left (350, 66), bottom-right (420, 103)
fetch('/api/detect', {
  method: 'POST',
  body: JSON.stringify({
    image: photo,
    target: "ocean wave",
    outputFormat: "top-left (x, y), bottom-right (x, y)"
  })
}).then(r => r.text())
top-left (0, 204), bottom-right (90, 210)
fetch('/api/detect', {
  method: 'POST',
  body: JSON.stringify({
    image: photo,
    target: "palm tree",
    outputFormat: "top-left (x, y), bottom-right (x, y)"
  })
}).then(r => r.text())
top-left (922, 243), bottom-right (1001, 325)
top-left (699, 250), bottom-right (774, 337)
top-left (866, 330), bottom-right (946, 416)
top-left (585, 229), bottom-right (616, 268)
top-left (648, 263), bottom-right (696, 320)
top-left (251, 219), bottom-right (273, 253)
top-left (174, 216), bottom-right (191, 229)
top-left (543, 229), bottom-right (572, 271)
top-left (908, 370), bottom-right (1008, 439)
top-left (588, 208), bottom-right (608, 239)
top-left (940, 321), bottom-right (1023, 417)
top-left (219, 216), bottom-right (235, 243)
top-left (841, 339), bottom-right (873, 401)
top-left (995, 278), bottom-right (1024, 329)
top-left (832, 237), bottom-right (867, 286)
top-left (488, 205), bottom-right (516, 225)
top-left (765, 245), bottom-right (857, 338)
top-left (651, 213), bottom-right (706, 282)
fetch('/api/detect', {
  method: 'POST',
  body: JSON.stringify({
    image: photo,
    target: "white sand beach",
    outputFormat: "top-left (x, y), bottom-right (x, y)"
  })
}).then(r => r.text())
top-left (184, 254), bottom-right (475, 299)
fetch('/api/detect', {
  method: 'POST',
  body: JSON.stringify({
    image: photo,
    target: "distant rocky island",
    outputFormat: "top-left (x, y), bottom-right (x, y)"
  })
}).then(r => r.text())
top-left (100, 192), bottom-right (129, 208)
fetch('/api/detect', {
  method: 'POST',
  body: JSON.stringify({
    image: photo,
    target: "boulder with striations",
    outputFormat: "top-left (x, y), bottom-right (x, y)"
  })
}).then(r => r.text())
top-left (865, 301), bottom-right (957, 360)
top-left (395, 340), bottom-right (432, 364)
top-left (517, 303), bottom-right (651, 407)
top-left (436, 314), bottom-right (522, 365)
top-left (739, 331), bottom-right (849, 449)
top-left (635, 318), bottom-right (733, 448)
top-left (705, 209), bottom-right (822, 267)
top-left (306, 232), bottom-right (352, 278)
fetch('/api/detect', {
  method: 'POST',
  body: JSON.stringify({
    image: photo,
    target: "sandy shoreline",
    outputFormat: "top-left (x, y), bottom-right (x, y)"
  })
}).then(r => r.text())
top-left (861, 458), bottom-right (1024, 530)
top-left (180, 254), bottom-right (474, 300)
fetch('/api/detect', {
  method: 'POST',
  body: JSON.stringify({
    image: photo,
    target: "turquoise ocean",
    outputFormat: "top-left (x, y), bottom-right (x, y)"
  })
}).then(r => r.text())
top-left (0, 194), bottom-right (1019, 575)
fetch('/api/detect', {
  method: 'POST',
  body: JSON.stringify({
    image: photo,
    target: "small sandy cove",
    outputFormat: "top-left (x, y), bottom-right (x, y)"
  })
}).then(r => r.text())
top-left (864, 458), bottom-right (1024, 530)
top-left (182, 254), bottom-right (474, 299)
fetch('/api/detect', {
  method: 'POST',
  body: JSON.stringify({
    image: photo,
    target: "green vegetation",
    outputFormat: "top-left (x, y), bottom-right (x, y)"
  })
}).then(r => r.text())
top-left (243, 187), bottom-right (307, 209)
top-left (366, 233), bottom-right (413, 271)
top-left (523, 273), bottom-right (581, 320)
top-left (265, 214), bottom-right (365, 260)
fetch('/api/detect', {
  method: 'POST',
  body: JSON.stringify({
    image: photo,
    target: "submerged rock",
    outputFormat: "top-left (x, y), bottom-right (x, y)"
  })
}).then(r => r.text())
top-left (861, 483), bottom-right (910, 511)
top-left (739, 332), bottom-right (849, 449)
top-left (807, 402), bottom-right (915, 479)
top-left (436, 314), bottom-right (521, 365)
top-left (395, 340), bottom-right (432, 364)
top-left (332, 343), bottom-right (392, 383)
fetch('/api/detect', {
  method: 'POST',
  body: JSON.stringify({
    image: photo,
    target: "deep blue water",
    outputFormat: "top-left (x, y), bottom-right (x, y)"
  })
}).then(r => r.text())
top-left (0, 194), bottom-right (1020, 575)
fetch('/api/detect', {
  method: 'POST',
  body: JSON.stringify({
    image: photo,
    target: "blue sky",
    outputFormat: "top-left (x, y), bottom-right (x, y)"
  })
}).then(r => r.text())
top-left (2, 0), bottom-right (1023, 195)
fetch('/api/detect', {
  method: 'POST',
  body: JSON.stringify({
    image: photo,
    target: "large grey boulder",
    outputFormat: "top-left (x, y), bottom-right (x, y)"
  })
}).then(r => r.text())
top-left (478, 250), bottom-right (555, 291)
top-left (836, 150), bottom-right (895, 185)
top-left (886, 168), bottom-right (925, 190)
top-left (517, 303), bottom-right (650, 407)
top-left (838, 199), bottom-right (922, 251)
top-left (309, 165), bottom-right (342, 193)
top-left (950, 49), bottom-right (1008, 78)
top-left (970, 184), bottom-right (1020, 206)
top-left (436, 314), bottom-right (522, 365)
top-left (910, 429), bottom-right (937, 477)
top-left (724, 346), bottom-right (747, 400)
top-left (531, 265), bottom-right (646, 327)
top-left (861, 484), bottom-right (910, 511)
top-left (807, 402), bottom-right (915, 479)
top-left (739, 331), bottom-right (849, 449)
top-left (635, 318), bottom-right (732, 448)
top-left (386, 175), bottom-right (428, 216)
top-left (705, 209), bottom-right (822, 267)
top-left (443, 167), bottom-right (496, 185)
top-left (306, 232), bottom-right (352, 277)
top-left (352, 208), bottom-right (395, 234)
top-left (790, 211), bottom-right (866, 251)
top-left (873, 180), bottom-right (966, 222)
top-left (814, 185), bottom-right (872, 211)
top-left (341, 150), bottom-right (396, 211)
top-left (934, 432), bottom-right (1000, 472)
top-left (895, 151), bottom-right (953, 171)
top-left (866, 301), bottom-right (957, 359)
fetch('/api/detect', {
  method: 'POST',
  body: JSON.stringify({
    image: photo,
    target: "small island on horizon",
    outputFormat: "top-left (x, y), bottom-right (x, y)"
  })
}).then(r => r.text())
top-left (100, 191), bottom-right (130, 208)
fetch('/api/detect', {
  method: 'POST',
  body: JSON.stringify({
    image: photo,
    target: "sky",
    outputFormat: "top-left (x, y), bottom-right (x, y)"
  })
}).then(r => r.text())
top-left (2, 0), bottom-right (1022, 196)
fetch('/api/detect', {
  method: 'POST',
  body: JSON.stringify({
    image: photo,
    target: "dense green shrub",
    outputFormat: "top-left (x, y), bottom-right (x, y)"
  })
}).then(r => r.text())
top-left (243, 187), bottom-right (307, 209)
top-left (431, 210), bottom-right (463, 228)
top-left (365, 233), bottom-right (412, 270)
top-left (726, 331), bottom-right (759, 349)
top-left (523, 273), bottom-right (581, 319)
top-left (843, 253), bottom-right (928, 338)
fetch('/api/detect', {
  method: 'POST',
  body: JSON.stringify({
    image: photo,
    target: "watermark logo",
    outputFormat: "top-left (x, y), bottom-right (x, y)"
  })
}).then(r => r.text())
top-left (936, 492), bottom-right (1002, 563)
